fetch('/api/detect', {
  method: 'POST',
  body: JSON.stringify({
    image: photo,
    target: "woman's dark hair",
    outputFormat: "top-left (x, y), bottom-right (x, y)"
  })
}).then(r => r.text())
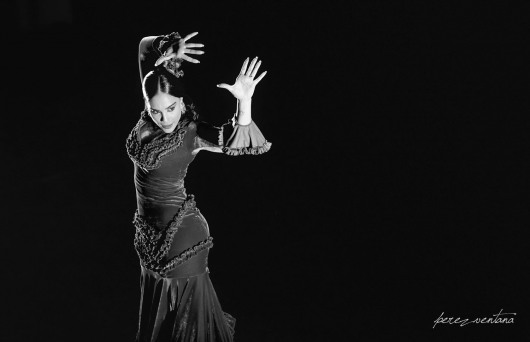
top-left (142, 66), bottom-right (198, 121)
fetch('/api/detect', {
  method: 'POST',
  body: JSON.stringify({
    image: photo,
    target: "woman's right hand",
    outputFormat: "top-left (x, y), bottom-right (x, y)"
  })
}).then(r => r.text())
top-left (155, 32), bottom-right (204, 66)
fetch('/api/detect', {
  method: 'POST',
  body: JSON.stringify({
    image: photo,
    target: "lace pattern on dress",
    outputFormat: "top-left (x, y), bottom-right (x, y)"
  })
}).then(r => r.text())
top-left (125, 111), bottom-right (190, 170)
top-left (132, 194), bottom-right (213, 276)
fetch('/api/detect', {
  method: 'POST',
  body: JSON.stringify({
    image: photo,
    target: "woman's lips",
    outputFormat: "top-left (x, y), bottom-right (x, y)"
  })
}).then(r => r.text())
top-left (161, 123), bottom-right (173, 129)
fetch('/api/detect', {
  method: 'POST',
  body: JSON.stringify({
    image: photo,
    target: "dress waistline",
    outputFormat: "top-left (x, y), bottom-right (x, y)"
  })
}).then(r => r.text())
top-left (132, 194), bottom-right (214, 277)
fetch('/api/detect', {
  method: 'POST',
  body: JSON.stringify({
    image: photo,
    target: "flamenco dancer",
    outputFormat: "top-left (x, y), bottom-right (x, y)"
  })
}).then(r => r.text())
top-left (125, 31), bottom-right (271, 341)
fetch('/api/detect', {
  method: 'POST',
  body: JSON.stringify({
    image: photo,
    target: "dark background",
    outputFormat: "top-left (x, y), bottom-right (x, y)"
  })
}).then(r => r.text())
top-left (2, 0), bottom-right (527, 341)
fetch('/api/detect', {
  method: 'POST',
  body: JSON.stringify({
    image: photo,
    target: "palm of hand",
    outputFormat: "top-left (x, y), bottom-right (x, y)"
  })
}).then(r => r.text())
top-left (217, 57), bottom-right (267, 100)
top-left (155, 32), bottom-right (204, 66)
top-left (231, 74), bottom-right (256, 100)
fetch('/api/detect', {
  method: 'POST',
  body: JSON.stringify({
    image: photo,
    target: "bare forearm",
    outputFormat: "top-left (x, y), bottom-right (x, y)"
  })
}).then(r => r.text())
top-left (218, 57), bottom-right (266, 124)
top-left (236, 98), bottom-right (252, 125)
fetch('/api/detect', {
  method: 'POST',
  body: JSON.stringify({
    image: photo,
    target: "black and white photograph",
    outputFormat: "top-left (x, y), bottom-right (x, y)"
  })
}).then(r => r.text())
top-left (3, 1), bottom-right (527, 341)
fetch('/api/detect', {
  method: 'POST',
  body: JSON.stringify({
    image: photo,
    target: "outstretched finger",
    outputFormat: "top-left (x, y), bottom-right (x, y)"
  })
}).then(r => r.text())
top-left (250, 60), bottom-right (262, 77)
top-left (185, 43), bottom-right (204, 48)
top-left (183, 32), bottom-right (199, 42)
top-left (246, 57), bottom-right (258, 76)
top-left (254, 71), bottom-right (267, 84)
top-left (181, 55), bottom-right (200, 63)
top-left (240, 57), bottom-right (249, 75)
top-left (184, 49), bottom-right (204, 55)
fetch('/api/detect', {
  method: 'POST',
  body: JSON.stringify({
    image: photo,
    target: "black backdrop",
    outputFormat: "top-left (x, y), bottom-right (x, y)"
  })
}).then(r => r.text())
top-left (3, 1), bottom-right (527, 341)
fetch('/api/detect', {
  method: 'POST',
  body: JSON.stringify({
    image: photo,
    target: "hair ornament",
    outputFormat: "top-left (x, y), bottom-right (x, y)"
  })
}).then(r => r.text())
top-left (157, 32), bottom-right (181, 54)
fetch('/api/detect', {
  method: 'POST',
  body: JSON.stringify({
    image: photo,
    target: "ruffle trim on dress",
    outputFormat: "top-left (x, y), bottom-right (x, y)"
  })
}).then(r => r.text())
top-left (222, 141), bottom-right (272, 156)
top-left (133, 194), bottom-right (202, 275)
top-left (217, 123), bottom-right (225, 146)
top-left (125, 112), bottom-right (190, 170)
top-left (221, 120), bottom-right (272, 156)
top-left (157, 194), bottom-right (199, 264)
top-left (160, 236), bottom-right (214, 276)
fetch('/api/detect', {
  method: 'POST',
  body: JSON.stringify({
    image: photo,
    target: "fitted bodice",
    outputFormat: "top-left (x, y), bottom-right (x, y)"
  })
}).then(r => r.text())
top-left (126, 114), bottom-right (201, 223)
top-left (126, 108), bottom-right (271, 277)
top-left (126, 110), bottom-right (272, 225)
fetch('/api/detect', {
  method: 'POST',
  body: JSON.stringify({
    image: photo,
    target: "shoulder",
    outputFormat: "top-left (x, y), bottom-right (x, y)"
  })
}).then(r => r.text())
top-left (184, 120), bottom-right (200, 137)
top-left (137, 119), bottom-right (160, 144)
top-left (187, 120), bottom-right (198, 130)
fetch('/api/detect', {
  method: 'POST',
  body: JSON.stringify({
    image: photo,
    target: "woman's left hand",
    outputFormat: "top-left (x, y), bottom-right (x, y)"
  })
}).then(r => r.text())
top-left (217, 57), bottom-right (267, 101)
top-left (155, 32), bottom-right (205, 66)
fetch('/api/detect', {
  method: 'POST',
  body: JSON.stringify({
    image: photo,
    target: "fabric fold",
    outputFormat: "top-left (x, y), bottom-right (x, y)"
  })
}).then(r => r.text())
top-left (136, 267), bottom-right (236, 341)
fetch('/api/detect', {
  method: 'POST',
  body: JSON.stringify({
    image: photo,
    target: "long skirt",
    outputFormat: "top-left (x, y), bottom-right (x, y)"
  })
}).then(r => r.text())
top-left (133, 196), bottom-right (236, 341)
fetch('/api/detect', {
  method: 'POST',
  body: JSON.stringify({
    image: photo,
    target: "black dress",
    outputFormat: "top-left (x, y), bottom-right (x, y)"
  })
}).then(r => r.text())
top-left (125, 108), bottom-right (271, 341)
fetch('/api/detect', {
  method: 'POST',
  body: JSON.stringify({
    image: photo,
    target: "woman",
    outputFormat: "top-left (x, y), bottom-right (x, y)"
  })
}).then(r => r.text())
top-left (125, 31), bottom-right (271, 341)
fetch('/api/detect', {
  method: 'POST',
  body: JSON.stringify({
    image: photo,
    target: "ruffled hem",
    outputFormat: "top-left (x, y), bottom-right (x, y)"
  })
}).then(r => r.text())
top-left (222, 141), bottom-right (272, 156)
top-left (222, 120), bottom-right (272, 156)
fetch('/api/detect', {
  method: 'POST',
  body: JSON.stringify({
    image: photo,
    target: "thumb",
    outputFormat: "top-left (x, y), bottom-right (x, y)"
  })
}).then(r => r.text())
top-left (155, 53), bottom-right (177, 66)
top-left (216, 83), bottom-right (232, 91)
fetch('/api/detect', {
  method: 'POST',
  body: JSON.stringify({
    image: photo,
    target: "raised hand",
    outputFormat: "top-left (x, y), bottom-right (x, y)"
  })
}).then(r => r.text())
top-left (155, 32), bottom-right (204, 66)
top-left (217, 57), bottom-right (267, 101)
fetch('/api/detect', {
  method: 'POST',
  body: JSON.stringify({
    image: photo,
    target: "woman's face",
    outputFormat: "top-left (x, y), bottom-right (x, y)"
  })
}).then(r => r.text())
top-left (147, 91), bottom-right (184, 133)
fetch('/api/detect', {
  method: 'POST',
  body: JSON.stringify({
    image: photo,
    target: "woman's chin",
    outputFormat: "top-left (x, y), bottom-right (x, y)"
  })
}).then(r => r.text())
top-left (160, 123), bottom-right (175, 133)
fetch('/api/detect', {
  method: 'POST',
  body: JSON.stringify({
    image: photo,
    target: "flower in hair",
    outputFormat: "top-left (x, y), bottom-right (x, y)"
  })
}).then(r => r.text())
top-left (157, 32), bottom-right (185, 78)
top-left (162, 57), bottom-right (184, 78)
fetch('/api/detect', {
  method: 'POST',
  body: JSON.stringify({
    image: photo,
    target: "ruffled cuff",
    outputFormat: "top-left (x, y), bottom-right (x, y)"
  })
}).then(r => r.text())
top-left (222, 120), bottom-right (272, 156)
